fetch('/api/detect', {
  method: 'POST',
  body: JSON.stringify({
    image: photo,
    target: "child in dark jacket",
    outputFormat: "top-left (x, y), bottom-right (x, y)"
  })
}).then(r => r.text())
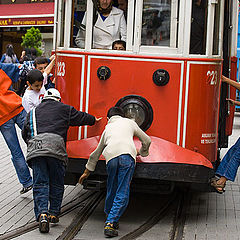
top-left (22, 88), bottom-right (101, 234)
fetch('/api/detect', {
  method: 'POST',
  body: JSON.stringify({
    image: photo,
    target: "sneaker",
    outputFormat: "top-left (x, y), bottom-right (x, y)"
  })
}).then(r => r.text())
top-left (20, 185), bottom-right (33, 194)
top-left (48, 215), bottom-right (59, 223)
top-left (113, 222), bottom-right (119, 229)
top-left (104, 222), bottom-right (118, 237)
top-left (39, 213), bottom-right (49, 233)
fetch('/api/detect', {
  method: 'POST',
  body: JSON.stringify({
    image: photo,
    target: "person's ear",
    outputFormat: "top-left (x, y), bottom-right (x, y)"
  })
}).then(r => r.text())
top-left (26, 81), bottom-right (31, 87)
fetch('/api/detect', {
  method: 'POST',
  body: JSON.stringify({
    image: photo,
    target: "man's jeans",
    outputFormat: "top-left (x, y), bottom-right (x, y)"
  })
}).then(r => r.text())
top-left (216, 137), bottom-right (240, 181)
top-left (105, 154), bottom-right (135, 224)
top-left (0, 110), bottom-right (32, 188)
top-left (31, 156), bottom-right (65, 220)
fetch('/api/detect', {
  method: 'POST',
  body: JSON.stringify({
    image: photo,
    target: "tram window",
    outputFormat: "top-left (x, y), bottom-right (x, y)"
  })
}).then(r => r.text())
top-left (59, 0), bottom-right (66, 47)
top-left (71, 0), bottom-right (87, 48)
top-left (190, 0), bottom-right (207, 54)
top-left (74, 0), bottom-right (127, 50)
top-left (212, 0), bottom-right (221, 55)
top-left (141, 0), bottom-right (178, 47)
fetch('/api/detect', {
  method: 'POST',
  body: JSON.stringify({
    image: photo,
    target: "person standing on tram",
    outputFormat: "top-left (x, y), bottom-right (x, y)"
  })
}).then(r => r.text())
top-left (75, 0), bottom-right (127, 50)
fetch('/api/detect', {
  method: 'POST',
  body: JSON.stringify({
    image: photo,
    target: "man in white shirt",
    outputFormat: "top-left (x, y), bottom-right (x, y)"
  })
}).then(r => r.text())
top-left (79, 107), bottom-right (151, 237)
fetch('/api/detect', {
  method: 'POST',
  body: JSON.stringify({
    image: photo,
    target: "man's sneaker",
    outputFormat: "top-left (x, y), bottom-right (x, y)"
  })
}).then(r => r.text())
top-left (20, 185), bottom-right (33, 194)
top-left (104, 222), bottom-right (118, 237)
top-left (48, 215), bottom-right (59, 223)
top-left (39, 213), bottom-right (49, 233)
top-left (113, 222), bottom-right (119, 229)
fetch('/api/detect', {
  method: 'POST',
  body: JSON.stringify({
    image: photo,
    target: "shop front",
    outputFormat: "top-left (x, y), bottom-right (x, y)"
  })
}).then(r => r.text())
top-left (0, 0), bottom-right (54, 59)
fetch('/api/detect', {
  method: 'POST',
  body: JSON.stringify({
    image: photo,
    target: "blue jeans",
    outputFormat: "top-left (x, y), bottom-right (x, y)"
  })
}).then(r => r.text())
top-left (0, 110), bottom-right (32, 188)
top-left (31, 156), bottom-right (65, 220)
top-left (105, 154), bottom-right (135, 224)
top-left (216, 137), bottom-right (240, 181)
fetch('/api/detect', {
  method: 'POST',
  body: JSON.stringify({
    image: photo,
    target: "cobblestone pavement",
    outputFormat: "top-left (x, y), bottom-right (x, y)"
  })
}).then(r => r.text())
top-left (0, 115), bottom-right (240, 239)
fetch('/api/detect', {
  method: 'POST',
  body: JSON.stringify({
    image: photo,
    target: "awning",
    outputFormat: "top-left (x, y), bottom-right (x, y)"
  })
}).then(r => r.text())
top-left (0, 2), bottom-right (54, 27)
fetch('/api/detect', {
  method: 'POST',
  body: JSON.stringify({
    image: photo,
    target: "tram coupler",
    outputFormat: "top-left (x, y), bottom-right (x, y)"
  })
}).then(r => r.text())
top-left (83, 180), bottom-right (106, 191)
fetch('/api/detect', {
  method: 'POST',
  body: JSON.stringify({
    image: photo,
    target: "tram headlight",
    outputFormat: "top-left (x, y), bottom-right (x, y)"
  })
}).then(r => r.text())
top-left (115, 95), bottom-right (153, 131)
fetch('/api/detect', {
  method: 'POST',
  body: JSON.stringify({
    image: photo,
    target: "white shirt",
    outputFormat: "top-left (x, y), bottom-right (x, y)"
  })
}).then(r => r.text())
top-left (22, 72), bottom-right (48, 113)
top-left (86, 116), bottom-right (151, 172)
top-left (75, 7), bottom-right (127, 49)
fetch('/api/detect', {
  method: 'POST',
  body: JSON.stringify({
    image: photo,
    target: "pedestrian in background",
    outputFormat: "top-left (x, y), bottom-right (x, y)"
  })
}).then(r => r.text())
top-left (1, 44), bottom-right (19, 63)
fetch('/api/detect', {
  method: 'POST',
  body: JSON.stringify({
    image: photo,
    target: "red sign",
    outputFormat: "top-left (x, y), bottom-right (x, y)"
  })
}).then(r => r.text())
top-left (0, 16), bottom-right (54, 27)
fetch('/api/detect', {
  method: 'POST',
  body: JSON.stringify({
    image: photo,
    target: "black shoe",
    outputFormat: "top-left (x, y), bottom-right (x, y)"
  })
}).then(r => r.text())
top-left (48, 215), bottom-right (59, 223)
top-left (39, 213), bottom-right (49, 233)
top-left (113, 222), bottom-right (119, 229)
top-left (104, 222), bottom-right (118, 237)
top-left (20, 185), bottom-right (33, 194)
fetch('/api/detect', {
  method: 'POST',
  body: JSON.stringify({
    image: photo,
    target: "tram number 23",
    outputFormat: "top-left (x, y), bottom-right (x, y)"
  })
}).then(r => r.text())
top-left (57, 62), bottom-right (66, 77)
top-left (206, 71), bottom-right (218, 85)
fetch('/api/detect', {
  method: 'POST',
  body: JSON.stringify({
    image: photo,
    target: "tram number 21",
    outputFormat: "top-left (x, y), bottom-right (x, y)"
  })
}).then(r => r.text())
top-left (206, 70), bottom-right (217, 85)
top-left (57, 62), bottom-right (66, 77)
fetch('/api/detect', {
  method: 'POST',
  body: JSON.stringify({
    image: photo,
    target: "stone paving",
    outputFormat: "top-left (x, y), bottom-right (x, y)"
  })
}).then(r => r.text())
top-left (0, 115), bottom-right (240, 239)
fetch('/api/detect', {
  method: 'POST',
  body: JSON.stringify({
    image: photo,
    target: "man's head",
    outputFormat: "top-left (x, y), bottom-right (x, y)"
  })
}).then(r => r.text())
top-left (26, 69), bottom-right (44, 92)
top-left (43, 88), bottom-right (61, 101)
top-left (112, 40), bottom-right (126, 50)
top-left (34, 57), bottom-right (49, 73)
top-left (107, 107), bottom-right (124, 119)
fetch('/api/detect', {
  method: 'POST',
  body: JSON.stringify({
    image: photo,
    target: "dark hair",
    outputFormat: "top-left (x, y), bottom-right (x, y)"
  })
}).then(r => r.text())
top-left (34, 56), bottom-right (49, 68)
top-left (107, 107), bottom-right (124, 119)
top-left (112, 40), bottom-right (126, 50)
top-left (6, 44), bottom-right (15, 57)
top-left (30, 47), bottom-right (37, 59)
top-left (26, 69), bottom-right (44, 84)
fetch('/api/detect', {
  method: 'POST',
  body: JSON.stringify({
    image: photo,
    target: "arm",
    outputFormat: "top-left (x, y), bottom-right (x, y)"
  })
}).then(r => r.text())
top-left (85, 131), bottom-right (106, 172)
top-left (75, 14), bottom-right (86, 48)
top-left (222, 75), bottom-right (240, 91)
top-left (44, 55), bottom-right (55, 76)
top-left (21, 113), bottom-right (31, 144)
top-left (134, 122), bottom-right (151, 157)
top-left (0, 55), bottom-right (5, 63)
top-left (227, 98), bottom-right (240, 106)
top-left (119, 12), bottom-right (127, 41)
top-left (69, 106), bottom-right (96, 126)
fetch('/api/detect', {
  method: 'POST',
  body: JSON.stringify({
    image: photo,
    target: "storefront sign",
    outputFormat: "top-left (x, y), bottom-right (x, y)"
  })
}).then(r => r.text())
top-left (0, 16), bottom-right (54, 26)
top-left (0, 0), bottom-right (53, 4)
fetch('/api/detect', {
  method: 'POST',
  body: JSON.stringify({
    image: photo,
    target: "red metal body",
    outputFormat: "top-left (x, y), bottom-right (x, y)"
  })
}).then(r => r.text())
top-left (56, 50), bottom-right (222, 172)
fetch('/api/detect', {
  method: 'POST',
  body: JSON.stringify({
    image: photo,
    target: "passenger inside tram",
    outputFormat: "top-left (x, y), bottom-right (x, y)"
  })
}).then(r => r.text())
top-left (75, 0), bottom-right (127, 50)
top-left (112, 40), bottom-right (126, 50)
top-left (190, 0), bottom-right (207, 54)
top-left (117, 0), bottom-right (127, 20)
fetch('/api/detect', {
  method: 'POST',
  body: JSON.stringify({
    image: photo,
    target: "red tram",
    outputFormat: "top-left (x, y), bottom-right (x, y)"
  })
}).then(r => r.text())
top-left (53, 0), bottom-right (239, 191)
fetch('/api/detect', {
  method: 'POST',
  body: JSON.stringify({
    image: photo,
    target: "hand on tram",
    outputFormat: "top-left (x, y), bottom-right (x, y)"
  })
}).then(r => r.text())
top-left (95, 117), bottom-right (102, 122)
top-left (78, 168), bottom-right (90, 185)
top-left (227, 98), bottom-right (238, 106)
top-left (222, 75), bottom-right (229, 83)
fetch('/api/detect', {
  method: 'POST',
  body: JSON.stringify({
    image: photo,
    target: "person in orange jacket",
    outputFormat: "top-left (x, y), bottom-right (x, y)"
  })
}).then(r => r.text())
top-left (0, 63), bottom-right (32, 194)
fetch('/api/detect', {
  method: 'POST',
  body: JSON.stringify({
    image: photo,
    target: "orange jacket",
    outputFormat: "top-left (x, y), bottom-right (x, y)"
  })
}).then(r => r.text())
top-left (0, 68), bottom-right (23, 126)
